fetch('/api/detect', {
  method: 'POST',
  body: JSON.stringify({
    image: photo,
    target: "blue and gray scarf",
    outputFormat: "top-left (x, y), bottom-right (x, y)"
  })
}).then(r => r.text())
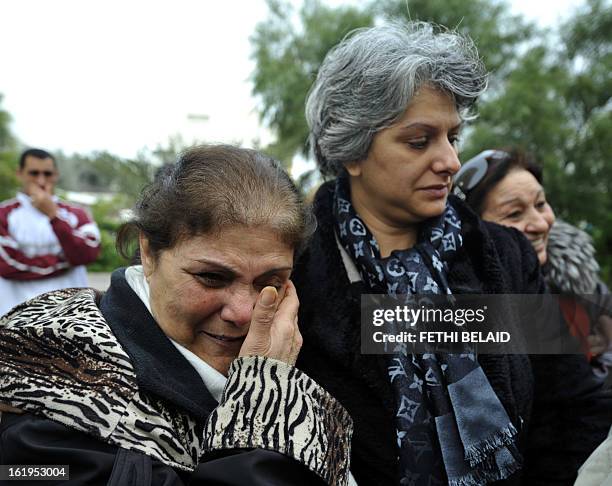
top-left (333, 174), bottom-right (521, 486)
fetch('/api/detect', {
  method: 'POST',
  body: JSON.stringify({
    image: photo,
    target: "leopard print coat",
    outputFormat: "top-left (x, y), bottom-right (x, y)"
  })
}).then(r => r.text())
top-left (0, 287), bottom-right (353, 485)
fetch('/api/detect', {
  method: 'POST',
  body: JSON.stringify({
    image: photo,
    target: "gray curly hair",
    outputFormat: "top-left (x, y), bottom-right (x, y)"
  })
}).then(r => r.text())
top-left (305, 21), bottom-right (488, 177)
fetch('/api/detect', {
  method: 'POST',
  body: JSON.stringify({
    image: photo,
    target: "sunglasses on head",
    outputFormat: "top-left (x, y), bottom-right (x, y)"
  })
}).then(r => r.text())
top-left (452, 150), bottom-right (509, 200)
top-left (27, 170), bottom-right (55, 178)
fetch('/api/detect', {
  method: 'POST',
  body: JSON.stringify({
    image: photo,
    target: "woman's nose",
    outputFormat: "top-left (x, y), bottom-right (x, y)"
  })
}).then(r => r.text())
top-left (433, 140), bottom-right (461, 175)
top-left (219, 288), bottom-right (257, 327)
top-left (525, 210), bottom-right (550, 234)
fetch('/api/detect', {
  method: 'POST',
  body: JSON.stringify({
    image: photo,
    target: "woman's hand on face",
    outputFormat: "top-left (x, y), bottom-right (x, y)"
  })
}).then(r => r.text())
top-left (0, 403), bottom-right (23, 414)
top-left (239, 280), bottom-right (302, 366)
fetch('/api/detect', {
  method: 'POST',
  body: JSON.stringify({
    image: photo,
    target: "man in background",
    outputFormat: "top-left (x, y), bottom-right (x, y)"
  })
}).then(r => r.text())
top-left (0, 148), bottom-right (100, 315)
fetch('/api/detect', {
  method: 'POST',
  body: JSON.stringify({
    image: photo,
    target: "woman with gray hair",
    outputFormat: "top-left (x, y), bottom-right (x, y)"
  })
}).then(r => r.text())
top-left (293, 21), bottom-right (611, 485)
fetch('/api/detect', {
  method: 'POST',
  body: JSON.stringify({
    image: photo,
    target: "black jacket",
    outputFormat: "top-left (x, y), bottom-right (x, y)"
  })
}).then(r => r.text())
top-left (0, 269), bottom-right (352, 486)
top-left (0, 414), bottom-right (325, 486)
top-left (293, 181), bottom-right (612, 486)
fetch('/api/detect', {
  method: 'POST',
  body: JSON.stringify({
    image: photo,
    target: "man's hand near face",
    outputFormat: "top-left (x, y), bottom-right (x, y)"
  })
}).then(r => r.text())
top-left (28, 182), bottom-right (58, 219)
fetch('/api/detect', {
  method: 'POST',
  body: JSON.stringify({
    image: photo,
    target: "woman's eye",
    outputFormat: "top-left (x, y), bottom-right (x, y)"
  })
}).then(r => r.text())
top-left (535, 201), bottom-right (547, 209)
top-left (449, 134), bottom-right (461, 146)
top-left (197, 273), bottom-right (229, 288)
top-left (506, 211), bottom-right (522, 219)
top-left (407, 138), bottom-right (428, 149)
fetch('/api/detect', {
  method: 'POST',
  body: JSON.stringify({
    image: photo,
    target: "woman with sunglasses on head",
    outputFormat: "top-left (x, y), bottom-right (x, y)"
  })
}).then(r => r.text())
top-left (454, 147), bottom-right (612, 377)
top-left (292, 21), bottom-right (612, 486)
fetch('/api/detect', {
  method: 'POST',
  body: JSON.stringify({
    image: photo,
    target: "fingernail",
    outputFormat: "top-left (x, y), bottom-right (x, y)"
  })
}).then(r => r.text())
top-left (260, 287), bottom-right (277, 306)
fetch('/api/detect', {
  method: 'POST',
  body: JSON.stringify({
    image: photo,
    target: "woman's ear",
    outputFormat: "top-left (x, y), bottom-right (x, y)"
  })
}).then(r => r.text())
top-left (344, 161), bottom-right (362, 177)
top-left (139, 233), bottom-right (154, 278)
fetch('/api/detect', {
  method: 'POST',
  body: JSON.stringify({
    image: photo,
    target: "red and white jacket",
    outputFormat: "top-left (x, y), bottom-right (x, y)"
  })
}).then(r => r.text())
top-left (0, 192), bottom-right (101, 315)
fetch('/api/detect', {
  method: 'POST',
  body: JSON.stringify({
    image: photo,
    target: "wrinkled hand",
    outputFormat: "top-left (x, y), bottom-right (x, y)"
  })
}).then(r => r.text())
top-left (0, 403), bottom-right (23, 414)
top-left (239, 280), bottom-right (302, 366)
top-left (29, 183), bottom-right (57, 219)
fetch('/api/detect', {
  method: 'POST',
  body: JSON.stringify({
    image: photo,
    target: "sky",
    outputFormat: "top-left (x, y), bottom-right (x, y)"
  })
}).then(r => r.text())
top-left (0, 0), bottom-right (584, 176)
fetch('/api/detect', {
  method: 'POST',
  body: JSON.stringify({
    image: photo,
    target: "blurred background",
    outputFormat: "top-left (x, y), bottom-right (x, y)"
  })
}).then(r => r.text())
top-left (0, 0), bottom-right (610, 284)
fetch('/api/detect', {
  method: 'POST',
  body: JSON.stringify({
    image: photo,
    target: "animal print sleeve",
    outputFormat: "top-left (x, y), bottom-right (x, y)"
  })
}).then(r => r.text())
top-left (202, 356), bottom-right (353, 486)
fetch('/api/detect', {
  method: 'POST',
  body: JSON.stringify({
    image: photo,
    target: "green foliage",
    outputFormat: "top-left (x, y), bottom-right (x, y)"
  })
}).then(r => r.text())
top-left (0, 155), bottom-right (18, 201)
top-left (0, 95), bottom-right (18, 201)
top-left (86, 195), bottom-right (135, 272)
top-left (87, 221), bottom-right (129, 272)
top-left (376, 0), bottom-right (534, 79)
top-left (56, 151), bottom-right (157, 200)
top-left (0, 95), bottom-right (14, 150)
top-left (150, 133), bottom-right (189, 166)
top-left (251, 0), bottom-right (375, 165)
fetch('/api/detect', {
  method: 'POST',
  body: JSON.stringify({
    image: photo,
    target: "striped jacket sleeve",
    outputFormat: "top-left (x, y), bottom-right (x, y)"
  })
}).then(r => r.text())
top-left (0, 201), bottom-right (70, 280)
top-left (203, 356), bottom-right (353, 486)
top-left (51, 202), bottom-right (101, 266)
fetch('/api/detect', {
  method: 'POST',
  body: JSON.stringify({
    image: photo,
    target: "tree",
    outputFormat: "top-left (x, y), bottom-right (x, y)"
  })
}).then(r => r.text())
top-left (0, 94), bottom-right (18, 201)
top-left (251, 0), bottom-right (375, 166)
top-left (56, 149), bottom-right (159, 202)
top-left (375, 0), bottom-right (534, 81)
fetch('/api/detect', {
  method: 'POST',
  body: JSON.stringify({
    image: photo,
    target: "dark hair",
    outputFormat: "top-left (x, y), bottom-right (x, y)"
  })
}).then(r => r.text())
top-left (116, 144), bottom-right (315, 261)
top-left (464, 147), bottom-right (543, 215)
top-left (19, 148), bottom-right (57, 169)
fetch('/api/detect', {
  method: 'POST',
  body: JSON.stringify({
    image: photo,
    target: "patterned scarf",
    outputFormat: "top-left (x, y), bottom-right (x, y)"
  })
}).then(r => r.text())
top-left (333, 174), bottom-right (521, 485)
